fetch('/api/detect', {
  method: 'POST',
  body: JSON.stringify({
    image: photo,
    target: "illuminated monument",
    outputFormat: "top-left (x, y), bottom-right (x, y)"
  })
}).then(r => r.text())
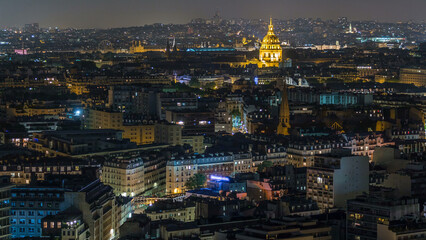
top-left (259, 18), bottom-right (282, 68)
top-left (277, 83), bottom-right (290, 135)
top-left (129, 41), bottom-right (164, 54)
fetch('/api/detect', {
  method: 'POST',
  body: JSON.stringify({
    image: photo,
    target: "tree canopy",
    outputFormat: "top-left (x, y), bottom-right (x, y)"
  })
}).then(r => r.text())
top-left (185, 173), bottom-right (207, 190)
top-left (189, 77), bottom-right (201, 88)
top-left (257, 160), bottom-right (273, 172)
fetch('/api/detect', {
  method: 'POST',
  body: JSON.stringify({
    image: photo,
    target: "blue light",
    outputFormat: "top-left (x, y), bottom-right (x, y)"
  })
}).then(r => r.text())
top-left (74, 110), bottom-right (81, 116)
top-left (211, 175), bottom-right (230, 182)
top-left (254, 76), bottom-right (259, 85)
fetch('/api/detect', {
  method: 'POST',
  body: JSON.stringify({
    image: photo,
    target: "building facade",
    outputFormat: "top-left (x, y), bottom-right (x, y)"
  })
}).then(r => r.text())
top-left (166, 153), bottom-right (251, 194)
top-left (0, 176), bottom-right (13, 240)
top-left (84, 108), bottom-right (155, 145)
top-left (181, 135), bottom-right (204, 154)
top-left (347, 195), bottom-right (419, 240)
top-left (345, 133), bottom-right (394, 161)
top-left (400, 68), bottom-right (426, 87)
top-left (41, 208), bottom-right (89, 240)
top-left (102, 156), bottom-right (144, 197)
top-left (0, 158), bottom-right (96, 185)
top-left (10, 186), bottom-right (66, 238)
top-left (154, 123), bottom-right (182, 146)
top-left (307, 153), bottom-right (369, 210)
top-left (165, 109), bottom-right (215, 136)
top-left (83, 109), bottom-right (123, 130)
top-left (145, 201), bottom-right (196, 222)
top-left (62, 180), bottom-right (123, 240)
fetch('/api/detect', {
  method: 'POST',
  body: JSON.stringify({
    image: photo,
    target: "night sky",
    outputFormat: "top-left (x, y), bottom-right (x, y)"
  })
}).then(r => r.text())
top-left (1, 0), bottom-right (425, 28)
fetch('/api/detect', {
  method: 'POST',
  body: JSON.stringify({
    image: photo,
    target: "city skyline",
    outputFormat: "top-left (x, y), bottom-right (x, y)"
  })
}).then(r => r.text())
top-left (1, 0), bottom-right (425, 29)
top-left (0, 0), bottom-right (425, 239)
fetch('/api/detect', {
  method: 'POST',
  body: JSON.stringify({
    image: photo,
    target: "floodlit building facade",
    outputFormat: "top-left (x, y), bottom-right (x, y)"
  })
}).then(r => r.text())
top-left (166, 153), bottom-right (253, 194)
top-left (102, 156), bottom-right (144, 197)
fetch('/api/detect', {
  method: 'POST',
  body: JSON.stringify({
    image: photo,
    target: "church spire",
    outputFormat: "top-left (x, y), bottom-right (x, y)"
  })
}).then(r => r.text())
top-left (268, 17), bottom-right (274, 32)
top-left (166, 38), bottom-right (171, 56)
top-left (173, 37), bottom-right (177, 52)
top-left (277, 81), bottom-right (291, 136)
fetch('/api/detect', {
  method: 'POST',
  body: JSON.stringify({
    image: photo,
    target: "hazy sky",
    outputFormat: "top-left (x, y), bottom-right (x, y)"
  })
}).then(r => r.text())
top-left (0, 0), bottom-right (425, 28)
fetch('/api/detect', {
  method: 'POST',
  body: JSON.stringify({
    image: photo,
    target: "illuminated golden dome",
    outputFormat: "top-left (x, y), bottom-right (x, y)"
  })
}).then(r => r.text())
top-left (262, 34), bottom-right (280, 44)
top-left (262, 18), bottom-right (280, 45)
top-left (259, 18), bottom-right (282, 68)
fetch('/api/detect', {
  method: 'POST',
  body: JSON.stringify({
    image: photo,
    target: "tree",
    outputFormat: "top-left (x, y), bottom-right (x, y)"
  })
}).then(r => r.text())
top-left (230, 109), bottom-right (241, 117)
top-left (257, 161), bottom-right (273, 172)
top-left (185, 173), bottom-right (207, 190)
top-left (189, 77), bottom-right (201, 88)
top-left (204, 82), bottom-right (216, 90)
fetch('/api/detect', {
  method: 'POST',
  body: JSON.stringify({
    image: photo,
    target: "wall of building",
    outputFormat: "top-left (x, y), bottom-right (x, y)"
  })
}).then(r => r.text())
top-left (155, 123), bottom-right (182, 146)
top-left (102, 159), bottom-right (144, 197)
top-left (400, 68), bottom-right (426, 87)
top-left (333, 156), bottom-right (369, 208)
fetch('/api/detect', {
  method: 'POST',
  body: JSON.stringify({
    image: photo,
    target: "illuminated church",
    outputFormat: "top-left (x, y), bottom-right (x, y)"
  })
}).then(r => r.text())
top-left (277, 83), bottom-right (291, 135)
top-left (259, 18), bottom-right (282, 68)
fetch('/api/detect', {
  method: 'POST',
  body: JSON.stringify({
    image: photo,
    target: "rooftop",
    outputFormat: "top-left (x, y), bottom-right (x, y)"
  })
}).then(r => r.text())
top-left (146, 200), bottom-right (195, 213)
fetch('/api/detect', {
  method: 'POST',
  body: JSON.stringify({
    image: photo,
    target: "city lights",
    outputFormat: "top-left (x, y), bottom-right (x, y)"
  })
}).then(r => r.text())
top-left (0, 3), bottom-right (424, 240)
